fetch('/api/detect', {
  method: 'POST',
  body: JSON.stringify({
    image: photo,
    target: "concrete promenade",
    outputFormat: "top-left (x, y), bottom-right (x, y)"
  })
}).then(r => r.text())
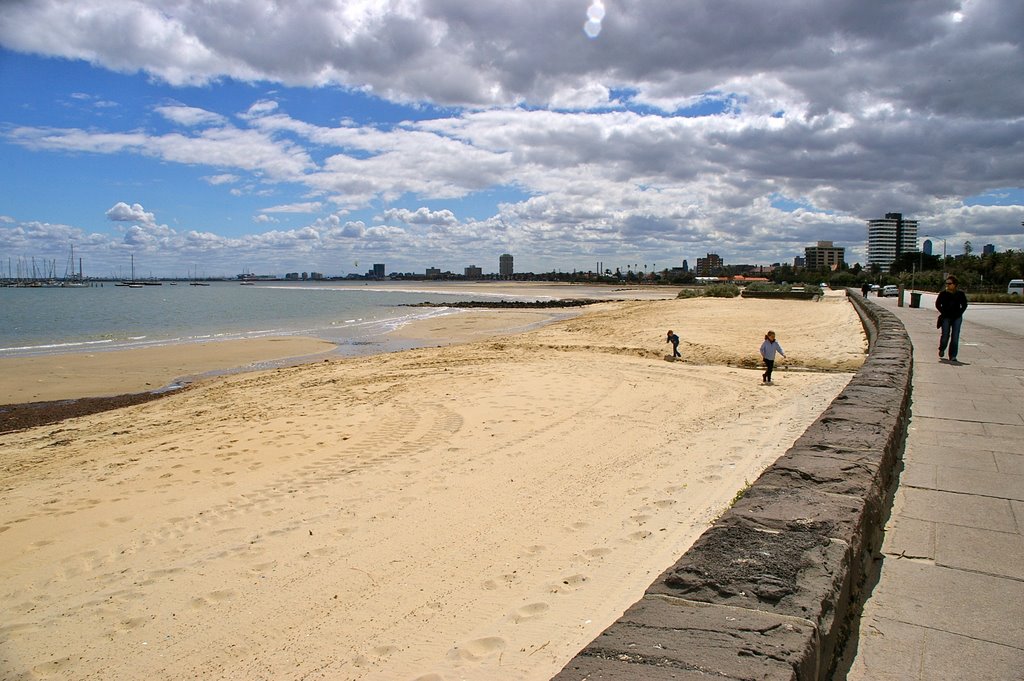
top-left (845, 292), bottom-right (1024, 680)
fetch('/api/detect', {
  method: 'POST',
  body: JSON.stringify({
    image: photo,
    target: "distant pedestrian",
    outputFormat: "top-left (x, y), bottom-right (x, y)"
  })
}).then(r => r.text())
top-left (666, 330), bottom-right (681, 358)
top-left (759, 330), bottom-right (786, 384)
top-left (936, 274), bottom-right (968, 362)
top-left (861, 283), bottom-right (870, 297)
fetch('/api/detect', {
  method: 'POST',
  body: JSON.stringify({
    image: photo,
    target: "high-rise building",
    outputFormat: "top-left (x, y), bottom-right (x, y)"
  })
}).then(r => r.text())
top-left (695, 253), bottom-right (723, 276)
top-left (499, 253), bottom-right (513, 277)
top-left (867, 213), bottom-right (918, 272)
top-left (464, 265), bottom-right (482, 279)
top-left (804, 241), bottom-right (845, 270)
top-left (372, 263), bottom-right (385, 278)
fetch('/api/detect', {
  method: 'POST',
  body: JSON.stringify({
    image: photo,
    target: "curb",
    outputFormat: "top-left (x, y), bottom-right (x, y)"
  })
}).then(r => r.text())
top-left (553, 291), bottom-right (912, 680)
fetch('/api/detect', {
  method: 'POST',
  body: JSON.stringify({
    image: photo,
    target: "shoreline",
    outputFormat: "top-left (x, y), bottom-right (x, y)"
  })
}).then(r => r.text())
top-left (0, 308), bottom-right (579, 432)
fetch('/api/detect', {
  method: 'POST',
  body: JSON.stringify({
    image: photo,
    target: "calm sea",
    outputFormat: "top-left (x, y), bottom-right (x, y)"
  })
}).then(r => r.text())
top-left (0, 281), bottom-right (564, 359)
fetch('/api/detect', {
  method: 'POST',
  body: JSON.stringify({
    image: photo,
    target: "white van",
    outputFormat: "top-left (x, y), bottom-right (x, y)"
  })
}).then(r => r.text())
top-left (1008, 279), bottom-right (1024, 296)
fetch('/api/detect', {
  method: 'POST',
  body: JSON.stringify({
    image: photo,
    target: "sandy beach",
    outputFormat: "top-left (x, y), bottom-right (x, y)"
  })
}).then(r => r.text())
top-left (0, 291), bottom-right (866, 681)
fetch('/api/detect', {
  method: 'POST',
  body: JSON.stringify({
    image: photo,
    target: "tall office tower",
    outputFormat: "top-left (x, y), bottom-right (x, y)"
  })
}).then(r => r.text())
top-left (804, 241), bottom-right (846, 270)
top-left (867, 213), bottom-right (918, 272)
top-left (499, 253), bottom-right (513, 277)
top-left (372, 263), bottom-right (385, 278)
top-left (695, 253), bottom-right (723, 276)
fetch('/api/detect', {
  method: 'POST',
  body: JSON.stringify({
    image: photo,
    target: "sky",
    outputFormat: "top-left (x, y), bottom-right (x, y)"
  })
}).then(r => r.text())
top-left (1, 0), bottom-right (1022, 279)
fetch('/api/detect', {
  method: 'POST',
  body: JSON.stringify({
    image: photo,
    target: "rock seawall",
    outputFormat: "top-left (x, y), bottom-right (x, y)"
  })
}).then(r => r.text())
top-left (553, 291), bottom-right (911, 680)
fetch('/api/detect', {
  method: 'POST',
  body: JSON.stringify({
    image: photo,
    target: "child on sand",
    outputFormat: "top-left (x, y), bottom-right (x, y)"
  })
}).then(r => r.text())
top-left (666, 330), bottom-right (681, 358)
top-left (759, 330), bottom-right (785, 384)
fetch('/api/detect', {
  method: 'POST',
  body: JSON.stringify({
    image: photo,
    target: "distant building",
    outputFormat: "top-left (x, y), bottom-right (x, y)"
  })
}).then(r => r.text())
top-left (681, 259), bottom-right (688, 273)
top-left (804, 241), bottom-right (845, 270)
top-left (695, 253), bottom-right (724, 277)
top-left (983, 244), bottom-right (995, 256)
top-left (426, 267), bottom-right (441, 278)
top-left (499, 253), bottom-right (514, 277)
top-left (372, 263), bottom-right (385, 278)
top-left (923, 239), bottom-right (933, 256)
top-left (793, 256), bottom-right (806, 268)
top-left (464, 265), bottom-right (483, 279)
top-left (867, 213), bottom-right (918, 272)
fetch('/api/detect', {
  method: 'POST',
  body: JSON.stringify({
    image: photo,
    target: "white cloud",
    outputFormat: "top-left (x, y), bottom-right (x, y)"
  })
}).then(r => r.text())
top-left (156, 104), bottom-right (228, 127)
top-left (106, 202), bottom-right (156, 226)
top-left (381, 207), bottom-right (458, 225)
top-left (203, 173), bottom-right (239, 185)
top-left (261, 202), bottom-right (323, 214)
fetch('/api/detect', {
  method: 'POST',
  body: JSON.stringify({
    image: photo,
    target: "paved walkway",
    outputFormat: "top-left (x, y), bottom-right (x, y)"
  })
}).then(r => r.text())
top-left (844, 292), bottom-right (1024, 680)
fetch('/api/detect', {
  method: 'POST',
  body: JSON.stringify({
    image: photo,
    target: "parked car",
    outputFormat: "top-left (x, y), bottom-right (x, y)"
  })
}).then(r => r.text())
top-left (1008, 279), bottom-right (1024, 296)
top-left (870, 284), bottom-right (881, 292)
top-left (881, 285), bottom-right (899, 297)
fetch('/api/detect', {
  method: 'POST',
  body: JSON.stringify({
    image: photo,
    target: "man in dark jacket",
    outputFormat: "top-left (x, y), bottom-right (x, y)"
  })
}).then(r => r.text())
top-left (935, 275), bottom-right (969, 361)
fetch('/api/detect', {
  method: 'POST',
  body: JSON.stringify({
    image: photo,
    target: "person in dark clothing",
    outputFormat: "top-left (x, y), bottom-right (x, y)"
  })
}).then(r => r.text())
top-left (666, 330), bottom-right (681, 358)
top-left (935, 275), bottom-right (968, 361)
top-left (861, 283), bottom-right (870, 297)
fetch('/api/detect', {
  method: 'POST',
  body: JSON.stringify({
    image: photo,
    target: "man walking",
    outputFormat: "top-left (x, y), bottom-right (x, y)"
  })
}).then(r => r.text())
top-left (936, 275), bottom-right (968, 362)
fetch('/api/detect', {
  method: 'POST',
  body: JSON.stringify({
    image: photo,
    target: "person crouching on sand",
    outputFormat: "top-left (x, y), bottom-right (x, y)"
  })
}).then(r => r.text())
top-left (760, 330), bottom-right (785, 384)
top-left (666, 330), bottom-right (681, 358)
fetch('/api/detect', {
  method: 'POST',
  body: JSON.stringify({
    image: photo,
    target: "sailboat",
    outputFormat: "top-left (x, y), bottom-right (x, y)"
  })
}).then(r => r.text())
top-left (189, 265), bottom-right (210, 286)
top-left (116, 254), bottom-right (145, 287)
top-left (61, 244), bottom-right (88, 287)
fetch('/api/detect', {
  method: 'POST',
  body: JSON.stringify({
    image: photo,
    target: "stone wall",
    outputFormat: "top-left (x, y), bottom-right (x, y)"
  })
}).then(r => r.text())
top-left (553, 291), bottom-right (911, 681)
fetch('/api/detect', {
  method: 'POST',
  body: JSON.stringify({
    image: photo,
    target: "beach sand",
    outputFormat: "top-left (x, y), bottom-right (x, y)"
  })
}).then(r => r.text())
top-left (0, 291), bottom-right (866, 681)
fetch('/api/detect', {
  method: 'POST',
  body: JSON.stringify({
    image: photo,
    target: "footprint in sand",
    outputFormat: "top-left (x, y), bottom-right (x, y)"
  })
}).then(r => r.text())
top-left (353, 645), bottom-right (400, 667)
top-left (547, 573), bottom-right (589, 594)
top-left (31, 656), bottom-right (76, 678)
top-left (583, 547), bottom-right (612, 559)
top-left (509, 602), bottom-right (550, 623)
top-left (447, 636), bottom-right (506, 664)
top-left (189, 590), bottom-right (236, 608)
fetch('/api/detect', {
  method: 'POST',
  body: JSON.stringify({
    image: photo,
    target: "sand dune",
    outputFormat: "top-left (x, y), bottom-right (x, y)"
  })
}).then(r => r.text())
top-left (0, 292), bottom-right (865, 680)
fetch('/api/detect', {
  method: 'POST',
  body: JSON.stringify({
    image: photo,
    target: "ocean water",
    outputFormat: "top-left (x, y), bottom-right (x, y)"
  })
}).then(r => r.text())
top-left (0, 281), bottom-right (562, 359)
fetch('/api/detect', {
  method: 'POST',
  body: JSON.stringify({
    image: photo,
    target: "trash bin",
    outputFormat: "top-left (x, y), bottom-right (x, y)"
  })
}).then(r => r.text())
top-left (910, 292), bottom-right (922, 308)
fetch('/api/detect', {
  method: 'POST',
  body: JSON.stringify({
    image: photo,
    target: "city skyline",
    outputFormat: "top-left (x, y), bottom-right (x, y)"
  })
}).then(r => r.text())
top-left (1, 2), bottom-right (1022, 279)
